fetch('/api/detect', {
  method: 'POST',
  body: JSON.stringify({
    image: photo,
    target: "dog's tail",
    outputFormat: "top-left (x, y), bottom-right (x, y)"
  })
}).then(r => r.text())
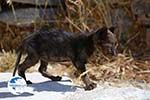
top-left (12, 47), bottom-right (23, 76)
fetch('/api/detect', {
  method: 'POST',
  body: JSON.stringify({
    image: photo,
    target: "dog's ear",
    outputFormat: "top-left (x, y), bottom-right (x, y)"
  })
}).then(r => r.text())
top-left (109, 26), bottom-right (116, 33)
top-left (95, 27), bottom-right (108, 40)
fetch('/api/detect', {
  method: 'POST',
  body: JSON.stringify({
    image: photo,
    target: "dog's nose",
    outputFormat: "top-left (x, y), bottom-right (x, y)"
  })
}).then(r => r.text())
top-left (109, 48), bottom-right (117, 56)
top-left (111, 48), bottom-right (117, 56)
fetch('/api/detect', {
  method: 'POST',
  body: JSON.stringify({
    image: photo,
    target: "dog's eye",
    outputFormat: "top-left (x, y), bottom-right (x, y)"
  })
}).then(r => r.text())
top-left (103, 43), bottom-right (112, 48)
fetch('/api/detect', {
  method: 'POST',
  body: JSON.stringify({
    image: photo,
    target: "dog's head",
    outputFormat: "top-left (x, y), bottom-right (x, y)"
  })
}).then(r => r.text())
top-left (95, 26), bottom-right (118, 56)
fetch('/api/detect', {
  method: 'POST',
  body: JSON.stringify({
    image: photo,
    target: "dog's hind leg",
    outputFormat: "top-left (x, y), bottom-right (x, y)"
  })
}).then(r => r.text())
top-left (18, 56), bottom-right (39, 84)
top-left (38, 60), bottom-right (62, 81)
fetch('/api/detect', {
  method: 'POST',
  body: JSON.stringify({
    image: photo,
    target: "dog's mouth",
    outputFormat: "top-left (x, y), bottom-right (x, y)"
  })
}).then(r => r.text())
top-left (101, 44), bottom-right (117, 56)
top-left (108, 48), bottom-right (117, 56)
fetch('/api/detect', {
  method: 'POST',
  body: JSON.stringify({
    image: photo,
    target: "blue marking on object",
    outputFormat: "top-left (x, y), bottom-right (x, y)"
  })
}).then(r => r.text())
top-left (10, 77), bottom-right (22, 83)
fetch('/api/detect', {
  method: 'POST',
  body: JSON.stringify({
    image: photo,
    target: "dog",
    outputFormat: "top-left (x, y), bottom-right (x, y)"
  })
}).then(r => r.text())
top-left (13, 26), bottom-right (117, 90)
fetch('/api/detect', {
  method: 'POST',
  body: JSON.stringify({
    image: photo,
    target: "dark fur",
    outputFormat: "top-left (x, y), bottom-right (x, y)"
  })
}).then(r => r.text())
top-left (13, 27), bottom-right (117, 90)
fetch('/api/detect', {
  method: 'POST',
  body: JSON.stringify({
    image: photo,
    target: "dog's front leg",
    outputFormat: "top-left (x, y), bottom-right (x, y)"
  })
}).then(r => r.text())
top-left (72, 60), bottom-right (97, 90)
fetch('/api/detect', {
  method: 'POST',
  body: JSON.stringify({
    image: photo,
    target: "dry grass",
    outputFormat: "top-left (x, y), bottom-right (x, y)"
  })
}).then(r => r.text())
top-left (0, 50), bottom-right (16, 72)
top-left (62, 0), bottom-right (112, 32)
top-left (0, 0), bottom-right (149, 87)
top-left (87, 54), bottom-right (150, 83)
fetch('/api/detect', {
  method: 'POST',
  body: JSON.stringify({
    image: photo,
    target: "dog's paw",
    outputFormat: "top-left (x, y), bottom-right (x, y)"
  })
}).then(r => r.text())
top-left (51, 76), bottom-right (62, 81)
top-left (26, 80), bottom-right (32, 84)
top-left (84, 82), bottom-right (97, 90)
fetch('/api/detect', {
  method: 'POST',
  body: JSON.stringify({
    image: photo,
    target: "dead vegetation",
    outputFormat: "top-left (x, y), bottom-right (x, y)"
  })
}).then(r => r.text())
top-left (0, 50), bottom-right (16, 72)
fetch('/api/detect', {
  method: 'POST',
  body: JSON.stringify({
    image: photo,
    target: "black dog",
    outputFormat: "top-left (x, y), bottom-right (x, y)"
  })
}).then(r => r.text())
top-left (13, 26), bottom-right (117, 90)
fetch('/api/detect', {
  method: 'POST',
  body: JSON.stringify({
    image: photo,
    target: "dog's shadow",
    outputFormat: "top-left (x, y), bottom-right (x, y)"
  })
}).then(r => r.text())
top-left (0, 80), bottom-right (79, 98)
top-left (30, 80), bottom-right (78, 92)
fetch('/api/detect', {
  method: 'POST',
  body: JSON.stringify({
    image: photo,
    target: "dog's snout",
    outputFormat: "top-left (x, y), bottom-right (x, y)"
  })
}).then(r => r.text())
top-left (111, 48), bottom-right (117, 56)
top-left (108, 48), bottom-right (117, 56)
